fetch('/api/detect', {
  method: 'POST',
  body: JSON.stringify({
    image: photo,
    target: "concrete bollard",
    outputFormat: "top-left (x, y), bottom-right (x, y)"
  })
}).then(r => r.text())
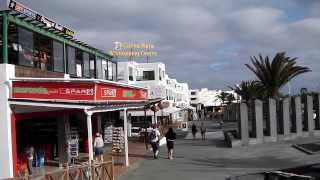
top-left (268, 98), bottom-right (277, 142)
top-left (282, 98), bottom-right (290, 136)
top-left (306, 95), bottom-right (314, 135)
top-left (255, 100), bottom-right (263, 143)
top-left (292, 96), bottom-right (303, 137)
top-left (240, 103), bottom-right (249, 146)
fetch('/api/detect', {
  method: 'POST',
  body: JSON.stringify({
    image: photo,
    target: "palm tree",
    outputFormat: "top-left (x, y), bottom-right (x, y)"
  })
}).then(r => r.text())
top-left (216, 92), bottom-right (229, 105)
top-left (229, 80), bottom-right (263, 102)
top-left (245, 52), bottom-right (311, 98)
top-left (226, 93), bottom-right (235, 104)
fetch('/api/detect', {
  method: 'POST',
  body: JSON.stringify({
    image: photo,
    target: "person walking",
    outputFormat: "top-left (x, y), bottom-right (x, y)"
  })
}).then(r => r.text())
top-left (25, 145), bottom-right (34, 176)
top-left (200, 122), bottom-right (207, 140)
top-left (149, 125), bottom-right (161, 159)
top-left (191, 123), bottom-right (197, 139)
top-left (165, 127), bottom-right (176, 160)
top-left (94, 133), bottom-right (104, 162)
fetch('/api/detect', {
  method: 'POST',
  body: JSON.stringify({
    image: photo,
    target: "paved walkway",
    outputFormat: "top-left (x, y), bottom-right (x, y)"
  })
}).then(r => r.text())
top-left (119, 120), bottom-right (320, 180)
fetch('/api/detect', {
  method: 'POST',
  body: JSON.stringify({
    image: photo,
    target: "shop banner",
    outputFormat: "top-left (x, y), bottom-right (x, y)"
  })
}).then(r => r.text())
top-left (12, 81), bottom-right (148, 101)
top-left (12, 81), bottom-right (95, 100)
top-left (96, 83), bottom-right (148, 101)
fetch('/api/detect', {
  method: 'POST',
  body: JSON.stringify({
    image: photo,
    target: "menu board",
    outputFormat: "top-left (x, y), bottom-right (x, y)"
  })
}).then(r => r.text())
top-left (112, 127), bottom-right (124, 153)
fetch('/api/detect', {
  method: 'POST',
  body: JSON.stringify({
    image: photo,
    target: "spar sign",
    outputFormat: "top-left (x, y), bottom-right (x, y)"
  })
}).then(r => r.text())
top-left (12, 81), bottom-right (148, 101)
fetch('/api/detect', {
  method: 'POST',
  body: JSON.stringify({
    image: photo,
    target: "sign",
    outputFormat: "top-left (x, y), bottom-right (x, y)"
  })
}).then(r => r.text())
top-left (109, 41), bottom-right (158, 57)
top-left (95, 83), bottom-right (148, 101)
top-left (8, 0), bottom-right (75, 38)
top-left (12, 81), bottom-right (149, 101)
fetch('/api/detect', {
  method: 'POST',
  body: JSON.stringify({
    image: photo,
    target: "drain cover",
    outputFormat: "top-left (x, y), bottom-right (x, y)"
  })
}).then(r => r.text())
top-left (292, 142), bottom-right (320, 154)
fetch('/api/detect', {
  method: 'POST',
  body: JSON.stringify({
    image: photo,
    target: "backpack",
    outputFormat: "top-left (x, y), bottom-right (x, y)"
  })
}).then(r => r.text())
top-left (149, 130), bottom-right (157, 141)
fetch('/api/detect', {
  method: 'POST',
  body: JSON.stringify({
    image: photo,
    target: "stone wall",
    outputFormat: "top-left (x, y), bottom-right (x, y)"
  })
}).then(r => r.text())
top-left (223, 94), bottom-right (320, 147)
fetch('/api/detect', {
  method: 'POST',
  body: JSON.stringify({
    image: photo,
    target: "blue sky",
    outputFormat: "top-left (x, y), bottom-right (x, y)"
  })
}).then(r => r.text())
top-left (19, 0), bottom-right (320, 93)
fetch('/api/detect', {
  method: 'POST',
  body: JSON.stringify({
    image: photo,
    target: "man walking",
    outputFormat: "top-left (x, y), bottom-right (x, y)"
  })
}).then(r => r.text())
top-left (149, 125), bottom-right (161, 159)
top-left (200, 123), bottom-right (207, 140)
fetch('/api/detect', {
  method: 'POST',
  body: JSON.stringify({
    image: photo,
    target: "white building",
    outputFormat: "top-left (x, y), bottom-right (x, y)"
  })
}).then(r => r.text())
top-left (118, 61), bottom-right (192, 126)
top-left (190, 88), bottom-right (238, 120)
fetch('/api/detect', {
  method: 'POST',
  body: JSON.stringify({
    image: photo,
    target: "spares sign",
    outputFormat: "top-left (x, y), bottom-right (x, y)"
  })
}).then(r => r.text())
top-left (12, 81), bottom-right (148, 101)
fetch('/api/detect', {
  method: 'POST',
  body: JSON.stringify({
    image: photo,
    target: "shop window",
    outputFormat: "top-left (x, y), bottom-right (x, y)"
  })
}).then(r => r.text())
top-left (96, 57), bottom-right (103, 79)
top-left (8, 22), bottom-right (18, 65)
top-left (83, 52), bottom-right (90, 78)
top-left (0, 19), bottom-right (2, 61)
top-left (113, 62), bottom-right (117, 81)
top-left (34, 32), bottom-right (53, 71)
top-left (75, 49), bottom-right (83, 77)
top-left (89, 54), bottom-right (96, 78)
top-left (17, 27), bottom-right (34, 67)
top-left (107, 60), bottom-right (113, 81)
top-left (102, 59), bottom-right (107, 80)
top-left (129, 67), bottom-right (133, 81)
top-left (143, 70), bottom-right (155, 80)
top-left (53, 41), bottom-right (64, 72)
top-left (67, 46), bottom-right (76, 75)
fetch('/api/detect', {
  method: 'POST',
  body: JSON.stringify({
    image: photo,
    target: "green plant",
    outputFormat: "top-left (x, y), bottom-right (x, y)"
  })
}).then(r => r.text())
top-left (245, 52), bottom-right (311, 98)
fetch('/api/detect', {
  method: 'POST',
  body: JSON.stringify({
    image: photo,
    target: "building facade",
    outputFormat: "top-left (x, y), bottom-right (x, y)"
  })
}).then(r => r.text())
top-left (118, 61), bottom-right (192, 126)
top-left (0, 1), bottom-right (155, 178)
top-left (190, 88), bottom-right (238, 120)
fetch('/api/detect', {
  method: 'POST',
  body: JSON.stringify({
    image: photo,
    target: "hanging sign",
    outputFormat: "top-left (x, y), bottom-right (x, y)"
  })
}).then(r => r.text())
top-left (8, 0), bottom-right (75, 38)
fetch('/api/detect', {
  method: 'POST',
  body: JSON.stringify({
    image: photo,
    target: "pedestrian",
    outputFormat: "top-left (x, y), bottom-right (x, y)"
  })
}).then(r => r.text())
top-left (145, 124), bottom-right (153, 150)
top-left (191, 123), bottom-right (197, 139)
top-left (165, 127), bottom-right (176, 160)
top-left (149, 125), bottom-right (161, 159)
top-left (25, 145), bottom-right (34, 176)
top-left (200, 122), bottom-right (206, 140)
top-left (94, 133), bottom-right (104, 162)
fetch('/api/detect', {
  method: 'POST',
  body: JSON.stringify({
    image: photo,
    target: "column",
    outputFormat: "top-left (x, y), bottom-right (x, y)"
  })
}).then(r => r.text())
top-left (57, 113), bottom-right (69, 164)
top-left (293, 96), bottom-right (303, 136)
top-left (96, 113), bottom-right (102, 133)
top-left (240, 103), bottom-right (249, 146)
top-left (123, 109), bottom-right (129, 167)
top-left (0, 64), bottom-right (15, 179)
top-left (255, 100), bottom-right (263, 142)
top-left (2, 13), bottom-right (8, 64)
top-left (316, 94), bottom-right (320, 130)
top-left (282, 98), bottom-right (290, 136)
top-left (268, 99), bottom-right (277, 141)
top-left (306, 95), bottom-right (314, 135)
top-left (85, 111), bottom-right (94, 163)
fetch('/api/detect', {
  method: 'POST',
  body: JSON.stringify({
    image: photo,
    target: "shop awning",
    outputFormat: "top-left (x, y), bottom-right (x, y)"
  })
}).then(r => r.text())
top-left (9, 78), bottom-right (163, 113)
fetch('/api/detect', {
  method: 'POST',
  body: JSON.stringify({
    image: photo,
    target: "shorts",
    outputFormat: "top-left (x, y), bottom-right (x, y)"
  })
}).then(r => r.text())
top-left (95, 147), bottom-right (104, 155)
top-left (151, 142), bottom-right (159, 153)
top-left (166, 141), bottom-right (174, 150)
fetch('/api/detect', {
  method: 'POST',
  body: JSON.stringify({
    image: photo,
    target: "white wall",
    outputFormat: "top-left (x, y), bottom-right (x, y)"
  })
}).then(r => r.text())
top-left (0, 64), bottom-right (15, 178)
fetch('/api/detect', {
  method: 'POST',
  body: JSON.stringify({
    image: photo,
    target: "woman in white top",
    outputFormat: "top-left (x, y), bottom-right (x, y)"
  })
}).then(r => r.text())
top-left (94, 133), bottom-right (104, 162)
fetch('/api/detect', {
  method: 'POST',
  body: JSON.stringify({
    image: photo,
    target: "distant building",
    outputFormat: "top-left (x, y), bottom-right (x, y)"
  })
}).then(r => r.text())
top-left (118, 61), bottom-right (193, 127)
top-left (190, 88), bottom-right (239, 120)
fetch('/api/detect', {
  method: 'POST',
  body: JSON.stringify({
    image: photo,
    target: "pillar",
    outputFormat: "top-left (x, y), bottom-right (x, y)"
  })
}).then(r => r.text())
top-left (293, 96), bottom-right (303, 136)
top-left (2, 13), bottom-right (8, 64)
top-left (268, 99), bottom-right (277, 141)
top-left (57, 113), bottom-right (69, 164)
top-left (316, 94), bottom-right (320, 130)
top-left (306, 95), bottom-right (314, 135)
top-left (123, 109), bottom-right (129, 167)
top-left (96, 113), bottom-right (102, 133)
top-left (0, 64), bottom-right (15, 179)
top-left (240, 103), bottom-right (249, 146)
top-left (282, 98), bottom-right (290, 136)
top-left (85, 111), bottom-right (94, 163)
top-left (255, 100), bottom-right (263, 142)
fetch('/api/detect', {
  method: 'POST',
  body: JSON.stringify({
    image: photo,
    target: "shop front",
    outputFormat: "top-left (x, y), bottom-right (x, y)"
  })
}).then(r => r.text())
top-left (5, 78), bottom-right (153, 178)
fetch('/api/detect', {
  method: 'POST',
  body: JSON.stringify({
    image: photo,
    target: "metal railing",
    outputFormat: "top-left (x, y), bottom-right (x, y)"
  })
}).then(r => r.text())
top-left (14, 158), bottom-right (114, 180)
